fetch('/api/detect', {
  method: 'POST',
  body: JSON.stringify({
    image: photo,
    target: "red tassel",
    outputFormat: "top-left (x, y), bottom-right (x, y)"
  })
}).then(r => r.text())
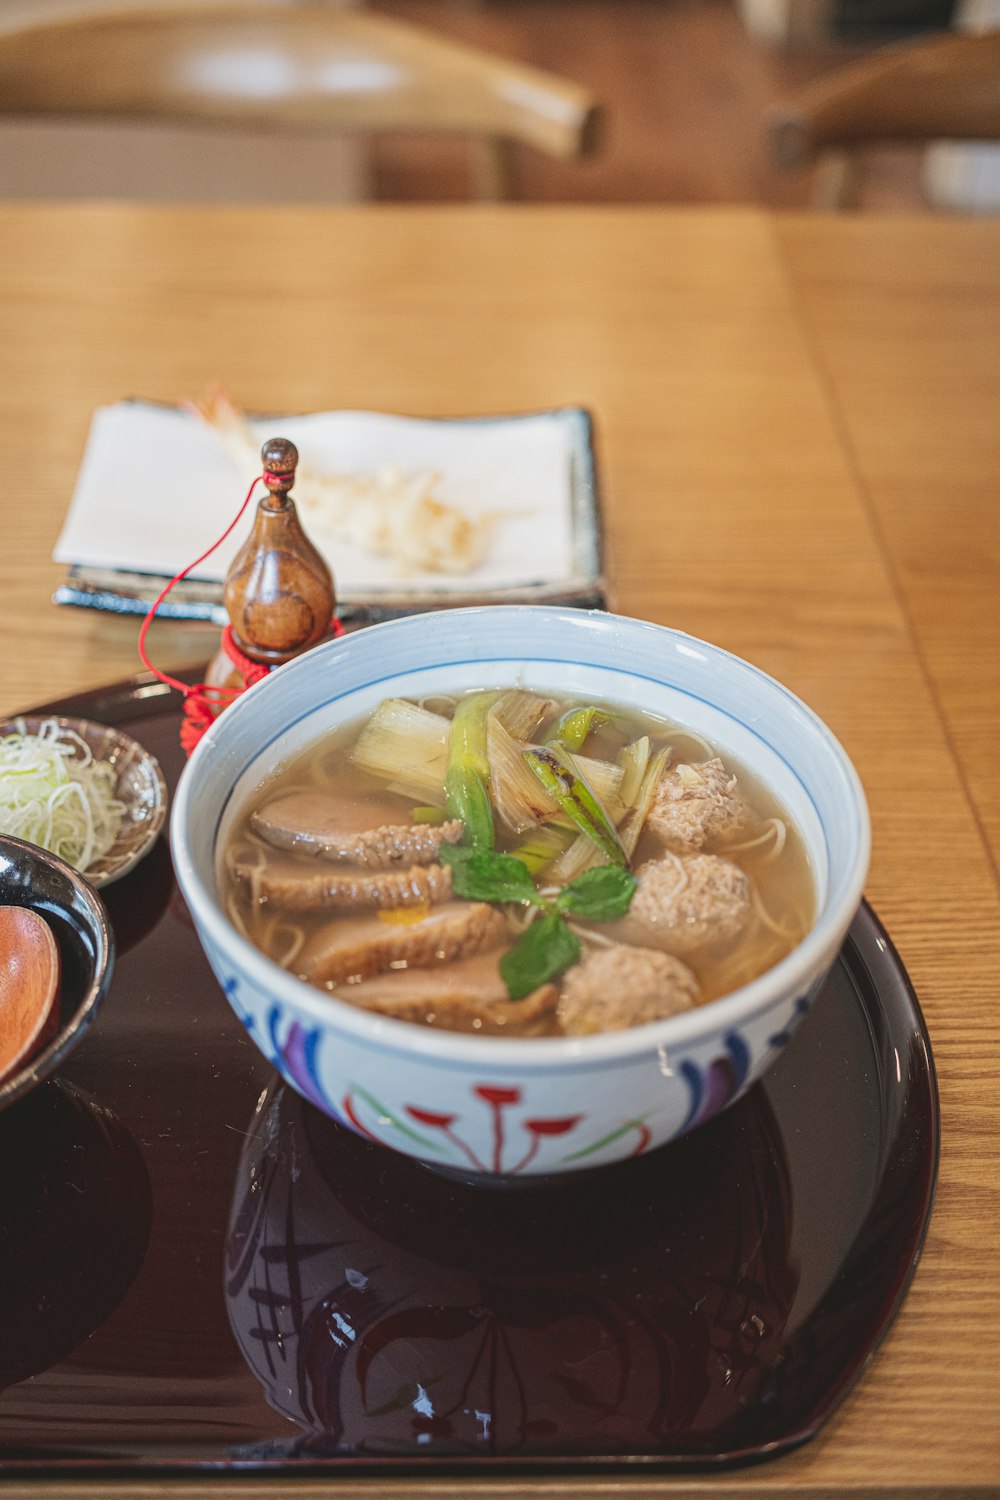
top-left (179, 691), bottom-right (222, 755)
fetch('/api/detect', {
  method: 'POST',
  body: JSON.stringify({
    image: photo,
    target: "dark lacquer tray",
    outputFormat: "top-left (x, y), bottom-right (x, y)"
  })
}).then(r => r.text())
top-left (0, 676), bottom-right (939, 1477)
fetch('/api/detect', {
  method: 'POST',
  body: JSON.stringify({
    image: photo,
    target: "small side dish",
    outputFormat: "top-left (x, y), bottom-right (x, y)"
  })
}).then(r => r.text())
top-left (0, 832), bottom-right (115, 1114)
top-left (0, 719), bottom-right (124, 875)
top-left (0, 717), bottom-right (167, 887)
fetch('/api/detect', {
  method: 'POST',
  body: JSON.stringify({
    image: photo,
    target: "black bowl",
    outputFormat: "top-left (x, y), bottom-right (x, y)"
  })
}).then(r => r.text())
top-left (0, 833), bottom-right (115, 1112)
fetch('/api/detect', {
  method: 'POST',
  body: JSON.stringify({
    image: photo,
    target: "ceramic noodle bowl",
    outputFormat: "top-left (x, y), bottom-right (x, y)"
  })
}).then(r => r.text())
top-left (170, 607), bottom-right (870, 1180)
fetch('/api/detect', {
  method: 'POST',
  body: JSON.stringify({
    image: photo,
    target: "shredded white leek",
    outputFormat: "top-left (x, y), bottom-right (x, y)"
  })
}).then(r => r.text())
top-left (0, 718), bottom-right (125, 874)
top-left (548, 830), bottom-right (608, 884)
top-left (549, 741), bottom-right (666, 884)
top-left (617, 735), bottom-right (651, 808)
top-left (619, 745), bottom-right (671, 861)
top-left (487, 712), bottom-right (553, 833)
top-left (492, 690), bottom-right (555, 741)
top-left (350, 698), bottom-right (451, 804)
top-left (570, 751), bottom-right (625, 812)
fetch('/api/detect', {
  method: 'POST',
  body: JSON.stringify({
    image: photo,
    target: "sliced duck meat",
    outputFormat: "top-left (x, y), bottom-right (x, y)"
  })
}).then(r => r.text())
top-left (646, 757), bottom-right (750, 855)
top-left (334, 951), bottom-right (559, 1035)
top-left (252, 790), bottom-right (463, 868)
top-left (230, 852), bottom-right (452, 912)
top-left (607, 852), bottom-right (751, 959)
top-left (557, 944), bottom-right (700, 1035)
top-left (298, 901), bottom-right (507, 986)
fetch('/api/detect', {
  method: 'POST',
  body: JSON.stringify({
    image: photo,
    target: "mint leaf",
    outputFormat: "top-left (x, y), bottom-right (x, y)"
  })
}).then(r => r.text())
top-left (554, 865), bottom-right (638, 921)
top-left (441, 848), bottom-right (542, 906)
top-left (439, 842), bottom-right (474, 865)
top-left (500, 912), bottom-right (582, 1000)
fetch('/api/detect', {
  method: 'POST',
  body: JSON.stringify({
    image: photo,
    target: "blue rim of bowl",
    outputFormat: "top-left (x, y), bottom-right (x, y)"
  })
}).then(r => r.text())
top-left (0, 833), bottom-right (115, 1111)
top-left (170, 607), bottom-right (871, 1070)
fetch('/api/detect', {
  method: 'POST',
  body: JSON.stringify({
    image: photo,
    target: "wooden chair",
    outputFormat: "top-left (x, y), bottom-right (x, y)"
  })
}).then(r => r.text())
top-left (0, 1), bottom-right (601, 200)
top-left (768, 28), bottom-right (1000, 208)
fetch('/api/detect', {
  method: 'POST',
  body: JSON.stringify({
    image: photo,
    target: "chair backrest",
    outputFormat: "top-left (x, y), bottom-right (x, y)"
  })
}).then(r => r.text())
top-left (768, 29), bottom-right (1000, 208)
top-left (0, 1), bottom-right (601, 199)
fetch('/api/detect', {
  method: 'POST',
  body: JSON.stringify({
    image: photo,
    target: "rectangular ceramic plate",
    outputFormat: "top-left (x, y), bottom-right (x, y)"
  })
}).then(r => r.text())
top-left (53, 401), bottom-right (605, 623)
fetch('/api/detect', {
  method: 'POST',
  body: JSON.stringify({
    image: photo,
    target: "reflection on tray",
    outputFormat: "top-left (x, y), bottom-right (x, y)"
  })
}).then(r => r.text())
top-left (0, 1080), bottom-right (152, 1390)
top-left (226, 1080), bottom-right (796, 1460)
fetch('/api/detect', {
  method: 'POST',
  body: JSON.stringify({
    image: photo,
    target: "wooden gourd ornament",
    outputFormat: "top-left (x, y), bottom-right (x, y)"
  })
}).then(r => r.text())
top-left (205, 437), bottom-right (337, 692)
top-left (138, 436), bottom-right (340, 754)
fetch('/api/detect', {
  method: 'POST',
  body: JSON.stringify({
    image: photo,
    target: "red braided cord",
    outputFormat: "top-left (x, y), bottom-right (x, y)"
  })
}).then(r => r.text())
top-left (137, 472), bottom-right (267, 699)
top-left (179, 693), bottom-right (220, 755)
top-left (220, 619), bottom-right (346, 688)
top-left (221, 626), bottom-right (271, 687)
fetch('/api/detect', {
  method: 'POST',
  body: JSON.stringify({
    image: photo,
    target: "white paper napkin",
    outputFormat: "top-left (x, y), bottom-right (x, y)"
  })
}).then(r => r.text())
top-left (55, 402), bottom-right (585, 598)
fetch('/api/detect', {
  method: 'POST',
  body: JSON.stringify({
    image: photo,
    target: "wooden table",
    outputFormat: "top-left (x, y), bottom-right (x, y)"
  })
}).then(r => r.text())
top-left (1, 205), bottom-right (998, 1497)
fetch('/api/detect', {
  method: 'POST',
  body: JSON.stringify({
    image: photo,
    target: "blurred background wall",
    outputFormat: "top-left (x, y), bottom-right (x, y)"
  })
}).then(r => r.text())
top-left (0, 0), bottom-right (992, 208)
top-left (0, 0), bottom-right (370, 199)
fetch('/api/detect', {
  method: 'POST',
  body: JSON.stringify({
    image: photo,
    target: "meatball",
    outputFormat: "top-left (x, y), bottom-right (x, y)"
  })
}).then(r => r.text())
top-left (646, 757), bottom-right (749, 855)
top-left (611, 852), bottom-right (751, 959)
top-left (557, 944), bottom-right (700, 1035)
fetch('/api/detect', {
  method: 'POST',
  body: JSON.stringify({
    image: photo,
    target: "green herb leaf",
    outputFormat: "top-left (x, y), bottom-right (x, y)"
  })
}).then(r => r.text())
top-left (555, 865), bottom-right (638, 921)
top-left (438, 842), bottom-right (474, 866)
top-left (499, 912), bottom-right (582, 1000)
top-left (440, 846), bottom-right (543, 906)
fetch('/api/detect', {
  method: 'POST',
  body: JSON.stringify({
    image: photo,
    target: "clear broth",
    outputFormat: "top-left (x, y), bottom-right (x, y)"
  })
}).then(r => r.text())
top-left (223, 691), bottom-right (815, 1035)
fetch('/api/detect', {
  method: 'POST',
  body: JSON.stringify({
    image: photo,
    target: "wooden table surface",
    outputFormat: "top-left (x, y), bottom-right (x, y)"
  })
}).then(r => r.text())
top-left (1, 204), bottom-right (998, 1497)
